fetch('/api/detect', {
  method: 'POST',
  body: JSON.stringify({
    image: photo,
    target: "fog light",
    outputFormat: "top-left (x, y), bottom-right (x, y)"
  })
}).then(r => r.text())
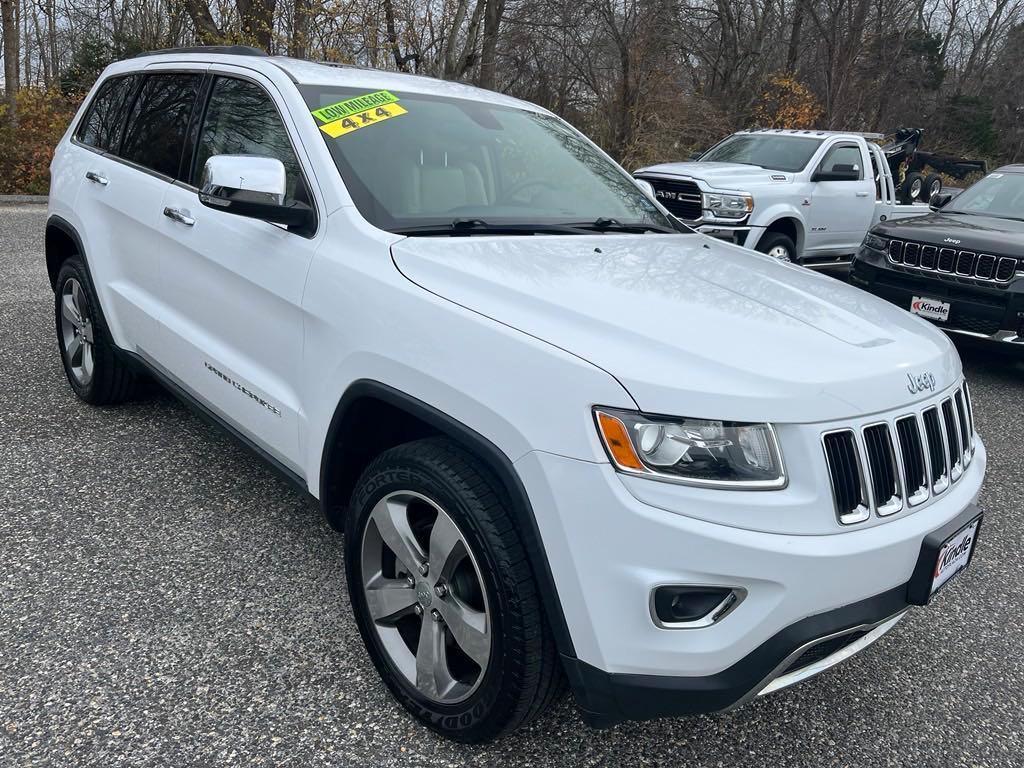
top-left (652, 586), bottom-right (741, 627)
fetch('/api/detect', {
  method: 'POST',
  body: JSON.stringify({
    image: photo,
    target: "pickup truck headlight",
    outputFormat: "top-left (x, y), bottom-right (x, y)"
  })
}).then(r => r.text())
top-left (594, 408), bottom-right (786, 489)
top-left (863, 232), bottom-right (888, 252)
top-left (702, 192), bottom-right (754, 219)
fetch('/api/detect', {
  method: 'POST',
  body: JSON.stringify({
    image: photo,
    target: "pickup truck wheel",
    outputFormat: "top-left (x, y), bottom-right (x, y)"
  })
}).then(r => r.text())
top-left (346, 437), bottom-right (563, 742)
top-left (901, 172), bottom-right (924, 204)
top-left (54, 257), bottom-right (138, 405)
top-left (925, 174), bottom-right (943, 201)
top-left (756, 232), bottom-right (796, 263)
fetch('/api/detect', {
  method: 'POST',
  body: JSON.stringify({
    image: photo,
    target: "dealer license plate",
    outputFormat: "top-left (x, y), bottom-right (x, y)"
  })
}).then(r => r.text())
top-left (911, 296), bottom-right (951, 323)
top-left (931, 518), bottom-right (980, 596)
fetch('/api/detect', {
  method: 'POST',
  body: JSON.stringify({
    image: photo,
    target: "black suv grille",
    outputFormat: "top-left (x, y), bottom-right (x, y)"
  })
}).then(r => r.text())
top-left (638, 177), bottom-right (702, 220)
top-left (888, 238), bottom-right (1018, 283)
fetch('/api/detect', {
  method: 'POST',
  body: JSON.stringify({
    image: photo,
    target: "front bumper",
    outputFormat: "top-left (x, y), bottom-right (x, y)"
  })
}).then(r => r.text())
top-left (516, 438), bottom-right (985, 727)
top-left (696, 222), bottom-right (755, 247)
top-left (851, 251), bottom-right (1024, 344)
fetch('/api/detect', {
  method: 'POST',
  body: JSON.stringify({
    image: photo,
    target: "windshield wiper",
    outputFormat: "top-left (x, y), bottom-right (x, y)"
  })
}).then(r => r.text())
top-left (392, 217), bottom-right (681, 237)
top-left (573, 217), bottom-right (681, 234)
top-left (392, 218), bottom-right (592, 237)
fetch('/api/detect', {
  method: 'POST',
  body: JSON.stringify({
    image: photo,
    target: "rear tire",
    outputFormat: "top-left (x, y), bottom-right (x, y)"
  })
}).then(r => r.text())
top-left (901, 172), bottom-right (924, 204)
top-left (345, 437), bottom-right (563, 742)
top-left (755, 231), bottom-right (797, 263)
top-left (924, 173), bottom-right (943, 202)
top-left (54, 256), bottom-right (138, 405)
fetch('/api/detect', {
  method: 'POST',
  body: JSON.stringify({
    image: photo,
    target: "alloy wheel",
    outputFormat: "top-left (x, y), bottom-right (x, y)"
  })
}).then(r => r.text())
top-left (767, 245), bottom-right (792, 262)
top-left (360, 491), bottom-right (492, 704)
top-left (60, 278), bottom-right (95, 387)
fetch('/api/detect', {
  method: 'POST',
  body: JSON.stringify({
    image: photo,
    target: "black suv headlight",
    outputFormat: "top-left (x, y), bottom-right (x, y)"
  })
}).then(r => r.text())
top-left (863, 232), bottom-right (888, 253)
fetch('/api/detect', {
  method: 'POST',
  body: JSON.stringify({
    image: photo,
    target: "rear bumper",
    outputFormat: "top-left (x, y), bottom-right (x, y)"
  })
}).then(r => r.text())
top-left (565, 503), bottom-right (979, 728)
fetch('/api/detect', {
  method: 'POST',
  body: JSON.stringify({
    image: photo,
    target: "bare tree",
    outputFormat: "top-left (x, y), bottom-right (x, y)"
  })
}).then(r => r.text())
top-left (1, 0), bottom-right (17, 126)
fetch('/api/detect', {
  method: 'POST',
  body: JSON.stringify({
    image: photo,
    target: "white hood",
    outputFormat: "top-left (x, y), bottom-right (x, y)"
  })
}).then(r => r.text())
top-left (636, 161), bottom-right (793, 190)
top-left (391, 233), bottom-right (961, 423)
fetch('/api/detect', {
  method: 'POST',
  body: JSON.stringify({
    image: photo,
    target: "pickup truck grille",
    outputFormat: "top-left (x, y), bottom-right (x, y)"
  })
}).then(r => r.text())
top-left (887, 238), bottom-right (1018, 283)
top-left (823, 382), bottom-right (975, 525)
top-left (637, 177), bottom-right (702, 221)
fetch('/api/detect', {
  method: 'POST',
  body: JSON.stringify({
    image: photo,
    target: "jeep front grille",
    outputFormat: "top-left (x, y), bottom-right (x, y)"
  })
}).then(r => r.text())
top-left (887, 238), bottom-right (1018, 283)
top-left (823, 382), bottom-right (975, 524)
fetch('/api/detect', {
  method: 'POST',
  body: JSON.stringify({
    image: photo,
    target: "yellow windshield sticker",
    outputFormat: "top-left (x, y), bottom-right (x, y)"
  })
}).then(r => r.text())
top-left (312, 90), bottom-right (398, 123)
top-left (318, 103), bottom-right (408, 138)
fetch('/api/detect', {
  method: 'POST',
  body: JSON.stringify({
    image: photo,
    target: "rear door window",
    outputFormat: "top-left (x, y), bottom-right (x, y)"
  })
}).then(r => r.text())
top-left (76, 75), bottom-right (140, 152)
top-left (120, 72), bottom-right (203, 179)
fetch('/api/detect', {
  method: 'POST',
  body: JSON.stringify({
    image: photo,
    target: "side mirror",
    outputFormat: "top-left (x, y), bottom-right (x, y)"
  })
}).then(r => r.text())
top-left (812, 164), bottom-right (861, 182)
top-left (634, 178), bottom-right (656, 199)
top-left (929, 192), bottom-right (953, 211)
top-left (199, 155), bottom-right (314, 231)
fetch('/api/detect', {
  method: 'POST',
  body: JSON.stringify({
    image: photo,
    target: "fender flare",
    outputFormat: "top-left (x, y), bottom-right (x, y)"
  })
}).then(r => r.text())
top-left (45, 214), bottom-right (90, 290)
top-left (319, 379), bottom-right (578, 661)
top-left (748, 210), bottom-right (806, 255)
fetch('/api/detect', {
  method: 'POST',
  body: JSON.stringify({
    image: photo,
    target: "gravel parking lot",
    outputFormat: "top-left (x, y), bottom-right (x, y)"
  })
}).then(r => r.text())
top-left (2, 203), bottom-right (1022, 767)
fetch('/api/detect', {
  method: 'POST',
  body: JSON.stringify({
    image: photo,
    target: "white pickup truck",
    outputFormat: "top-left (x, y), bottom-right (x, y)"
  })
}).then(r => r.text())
top-left (635, 129), bottom-right (933, 266)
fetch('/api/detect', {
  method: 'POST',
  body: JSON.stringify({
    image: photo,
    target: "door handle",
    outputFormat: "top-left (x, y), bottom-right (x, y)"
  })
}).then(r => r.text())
top-left (856, 191), bottom-right (870, 197)
top-left (163, 206), bottom-right (195, 226)
top-left (85, 171), bottom-right (108, 186)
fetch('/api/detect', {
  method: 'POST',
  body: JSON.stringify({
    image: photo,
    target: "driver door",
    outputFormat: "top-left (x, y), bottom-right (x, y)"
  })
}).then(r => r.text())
top-left (804, 142), bottom-right (876, 255)
top-left (156, 70), bottom-right (322, 475)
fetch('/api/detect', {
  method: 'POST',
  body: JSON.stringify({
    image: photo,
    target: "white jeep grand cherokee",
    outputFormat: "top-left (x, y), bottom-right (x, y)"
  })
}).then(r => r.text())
top-left (47, 46), bottom-right (985, 742)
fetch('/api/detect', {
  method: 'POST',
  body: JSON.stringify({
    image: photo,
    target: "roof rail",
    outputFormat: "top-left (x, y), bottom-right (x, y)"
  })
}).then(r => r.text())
top-left (134, 45), bottom-right (267, 59)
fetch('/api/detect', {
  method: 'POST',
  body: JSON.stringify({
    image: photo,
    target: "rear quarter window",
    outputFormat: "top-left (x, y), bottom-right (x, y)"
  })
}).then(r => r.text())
top-left (75, 75), bottom-right (140, 152)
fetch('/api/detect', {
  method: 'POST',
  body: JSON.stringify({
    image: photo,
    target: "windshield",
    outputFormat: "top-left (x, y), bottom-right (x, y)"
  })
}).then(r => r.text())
top-left (299, 86), bottom-right (675, 234)
top-left (946, 172), bottom-right (1024, 221)
top-left (700, 135), bottom-right (824, 172)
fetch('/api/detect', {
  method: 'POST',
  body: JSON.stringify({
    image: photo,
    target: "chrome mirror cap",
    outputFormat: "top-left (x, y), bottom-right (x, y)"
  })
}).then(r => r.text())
top-left (200, 154), bottom-right (287, 206)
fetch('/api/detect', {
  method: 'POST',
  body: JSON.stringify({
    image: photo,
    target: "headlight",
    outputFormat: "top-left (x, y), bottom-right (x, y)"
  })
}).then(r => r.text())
top-left (594, 408), bottom-right (785, 489)
top-left (863, 232), bottom-right (888, 252)
top-left (702, 192), bottom-right (754, 219)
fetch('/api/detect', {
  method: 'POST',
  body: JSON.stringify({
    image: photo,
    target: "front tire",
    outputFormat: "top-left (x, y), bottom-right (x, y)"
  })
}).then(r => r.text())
top-left (756, 231), bottom-right (797, 263)
top-left (346, 437), bottom-right (562, 742)
top-left (54, 257), bottom-right (138, 405)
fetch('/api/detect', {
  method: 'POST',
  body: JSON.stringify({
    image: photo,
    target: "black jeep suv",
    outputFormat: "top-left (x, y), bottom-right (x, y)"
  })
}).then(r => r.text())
top-left (851, 165), bottom-right (1024, 348)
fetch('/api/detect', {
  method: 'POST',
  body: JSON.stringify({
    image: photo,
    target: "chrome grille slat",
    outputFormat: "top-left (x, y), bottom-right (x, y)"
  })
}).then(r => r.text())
top-left (903, 242), bottom-right (920, 267)
top-left (823, 430), bottom-right (869, 525)
top-left (996, 257), bottom-right (1017, 281)
top-left (894, 415), bottom-right (928, 506)
top-left (941, 398), bottom-right (963, 482)
top-left (955, 251), bottom-right (976, 276)
top-left (937, 248), bottom-right (957, 272)
top-left (923, 406), bottom-right (949, 493)
top-left (863, 424), bottom-right (902, 516)
top-left (920, 245), bottom-right (938, 270)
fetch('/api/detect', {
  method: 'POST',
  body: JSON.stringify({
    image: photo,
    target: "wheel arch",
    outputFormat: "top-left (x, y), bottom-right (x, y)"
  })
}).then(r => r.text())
top-left (319, 379), bottom-right (578, 660)
top-left (762, 216), bottom-right (804, 255)
top-left (46, 215), bottom-right (87, 291)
